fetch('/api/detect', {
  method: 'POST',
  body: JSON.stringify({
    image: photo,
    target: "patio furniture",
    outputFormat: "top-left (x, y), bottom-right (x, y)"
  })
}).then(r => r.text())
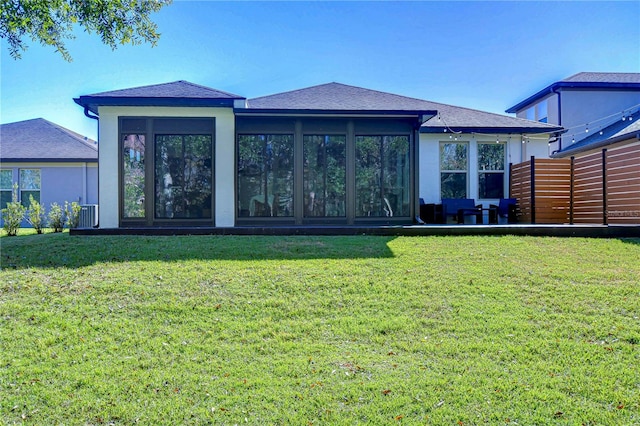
top-left (441, 198), bottom-right (483, 224)
top-left (490, 198), bottom-right (518, 224)
top-left (419, 198), bottom-right (444, 223)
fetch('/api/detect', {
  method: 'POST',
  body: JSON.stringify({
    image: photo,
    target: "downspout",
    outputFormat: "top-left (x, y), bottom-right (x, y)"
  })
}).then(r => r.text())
top-left (552, 87), bottom-right (562, 151)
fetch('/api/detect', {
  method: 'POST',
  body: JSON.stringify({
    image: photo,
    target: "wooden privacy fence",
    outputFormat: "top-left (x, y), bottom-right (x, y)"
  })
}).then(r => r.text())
top-left (510, 158), bottom-right (571, 223)
top-left (510, 143), bottom-right (640, 224)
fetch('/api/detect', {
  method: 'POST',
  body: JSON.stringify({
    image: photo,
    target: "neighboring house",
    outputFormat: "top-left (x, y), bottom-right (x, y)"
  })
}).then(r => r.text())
top-left (506, 72), bottom-right (640, 154)
top-left (0, 118), bottom-right (98, 223)
top-left (551, 110), bottom-right (640, 159)
top-left (74, 81), bottom-right (561, 229)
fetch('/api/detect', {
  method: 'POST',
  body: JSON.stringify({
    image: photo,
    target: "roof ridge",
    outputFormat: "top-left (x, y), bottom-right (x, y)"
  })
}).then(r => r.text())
top-left (177, 80), bottom-right (244, 98)
top-left (40, 118), bottom-right (97, 149)
top-left (249, 81), bottom-right (437, 104)
top-left (91, 80), bottom-right (184, 96)
top-left (248, 82), bottom-right (338, 101)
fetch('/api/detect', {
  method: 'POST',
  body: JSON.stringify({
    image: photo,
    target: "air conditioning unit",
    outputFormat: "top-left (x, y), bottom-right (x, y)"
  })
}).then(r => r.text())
top-left (78, 204), bottom-right (98, 228)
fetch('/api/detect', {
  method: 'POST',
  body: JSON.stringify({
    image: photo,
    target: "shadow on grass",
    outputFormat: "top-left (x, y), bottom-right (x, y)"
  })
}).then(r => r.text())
top-left (0, 233), bottom-right (397, 270)
top-left (619, 237), bottom-right (640, 245)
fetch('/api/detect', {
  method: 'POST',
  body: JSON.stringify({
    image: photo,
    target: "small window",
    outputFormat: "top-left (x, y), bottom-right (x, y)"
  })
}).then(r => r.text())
top-left (0, 169), bottom-right (12, 209)
top-left (537, 100), bottom-right (548, 123)
top-left (478, 143), bottom-right (505, 199)
top-left (440, 142), bottom-right (467, 199)
top-left (19, 169), bottom-right (40, 206)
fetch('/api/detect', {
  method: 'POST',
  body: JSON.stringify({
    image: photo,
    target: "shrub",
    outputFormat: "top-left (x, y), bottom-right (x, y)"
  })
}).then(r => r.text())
top-left (1, 184), bottom-right (26, 236)
top-left (65, 201), bottom-right (81, 229)
top-left (27, 195), bottom-right (46, 234)
top-left (48, 202), bottom-right (67, 232)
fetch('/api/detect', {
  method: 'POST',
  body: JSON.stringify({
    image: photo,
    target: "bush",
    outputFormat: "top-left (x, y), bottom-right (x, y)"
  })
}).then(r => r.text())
top-left (1, 184), bottom-right (26, 236)
top-left (27, 195), bottom-right (46, 234)
top-left (65, 201), bottom-right (82, 229)
top-left (48, 202), bottom-right (67, 232)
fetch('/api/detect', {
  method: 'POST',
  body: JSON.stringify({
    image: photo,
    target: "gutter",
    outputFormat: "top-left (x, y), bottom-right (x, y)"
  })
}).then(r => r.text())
top-left (84, 106), bottom-right (99, 120)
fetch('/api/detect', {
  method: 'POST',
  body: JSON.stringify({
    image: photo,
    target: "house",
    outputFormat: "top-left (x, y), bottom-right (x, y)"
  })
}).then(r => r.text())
top-left (74, 81), bottom-right (561, 229)
top-left (507, 73), bottom-right (640, 225)
top-left (506, 72), bottom-right (640, 154)
top-left (0, 118), bottom-right (98, 222)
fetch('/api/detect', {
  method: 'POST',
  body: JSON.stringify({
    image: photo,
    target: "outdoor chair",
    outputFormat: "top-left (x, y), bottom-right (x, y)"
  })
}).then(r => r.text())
top-left (490, 198), bottom-right (517, 224)
top-left (441, 198), bottom-right (482, 224)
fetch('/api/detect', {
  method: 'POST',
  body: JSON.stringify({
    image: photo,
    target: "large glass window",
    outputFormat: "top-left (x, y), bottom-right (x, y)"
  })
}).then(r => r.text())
top-left (440, 143), bottom-right (467, 199)
top-left (478, 143), bottom-right (505, 199)
top-left (123, 134), bottom-right (145, 218)
top-left (355, 135), bottom-right (410, 217)
top-left (155, 135), bottom-right (213, 219)
top-left (20, 169), bottom-right (40, 206)
top-left (303, 135), bottom-right (346, 217)
top-left (1, 170), bottom-right (12, 209)
top-left (237, 135), bottom-right (294, 217)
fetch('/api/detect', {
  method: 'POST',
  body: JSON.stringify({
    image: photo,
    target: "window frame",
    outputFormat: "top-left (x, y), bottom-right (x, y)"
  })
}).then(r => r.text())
top-left (118, 117), bottom-right (216, 227)
top-left (236, 133), bottom-right (295, 220)
top-left (303, 134), bottom-right (347, 218)
top-left (19, 168), bottom-right (41, 206)
top-left (354, 134), bottom-right (411, 218)
top-left (0, 169), bottom-right (13, 209)
top-left (477, 142), bottom-right (506, 200)
top-left (439, 141), bottom-right (468, 199)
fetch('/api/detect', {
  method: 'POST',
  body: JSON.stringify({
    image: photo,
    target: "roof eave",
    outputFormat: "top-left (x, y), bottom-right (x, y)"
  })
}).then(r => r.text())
top-left (234, 108), bottom-right (437, 118)
top-left (75, 96), bottom-right (243, 115)
top-left (0, 158), bottom-right (98, 163)
top-left (551, 131), bottom-right (640, 158)
top-left (506, 81), bottom-right (640, 113)
top-left (419, 126), bottom-right (564, 134)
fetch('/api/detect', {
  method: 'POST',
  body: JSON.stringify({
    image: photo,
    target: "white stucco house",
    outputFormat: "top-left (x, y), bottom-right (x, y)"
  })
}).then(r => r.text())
top-left (74, 81), bottom-right (562, 229)
top-left (0, 118), bottom-right (98, 225)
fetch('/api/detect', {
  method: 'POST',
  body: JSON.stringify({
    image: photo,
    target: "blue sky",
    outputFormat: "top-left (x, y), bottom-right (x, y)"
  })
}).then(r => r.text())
top-left (1, 1), bottom-right (639, 140)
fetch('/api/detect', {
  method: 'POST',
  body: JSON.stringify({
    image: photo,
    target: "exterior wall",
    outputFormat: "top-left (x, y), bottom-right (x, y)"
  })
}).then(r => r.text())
top-left (559, 90), bottom-right (640, 146)
top-left (97, 106), bottom-right (236, 228)
top-left (418, 133), bottom-right (549, 206)
top-left (0, 162), bottom-right (97, 226)
top-left (515, 93), bottom-right (559, 124)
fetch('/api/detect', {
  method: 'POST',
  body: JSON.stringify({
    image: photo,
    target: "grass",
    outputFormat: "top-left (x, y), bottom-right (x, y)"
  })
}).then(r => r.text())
top-left (1, 232), bottom-right (639, 425)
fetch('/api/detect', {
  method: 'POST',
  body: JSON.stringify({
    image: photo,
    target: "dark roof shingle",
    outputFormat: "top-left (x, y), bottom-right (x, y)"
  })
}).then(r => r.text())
top-left (247, 82), bottom-right (437, 111)
top-left (247, 82), bottom-right (562, 133)
top-left (75, 81), bottom-right (245, 114)
top-left (0, 118), bottom-right (97, 161)
top-left (554, 110), bottom-right (640, 157)
top-left (506, 72), bottom-right (640, 113)
top-left (562, 72), bottom-right (640, 84)
top-left (88, 80), bottom-right (244, 99)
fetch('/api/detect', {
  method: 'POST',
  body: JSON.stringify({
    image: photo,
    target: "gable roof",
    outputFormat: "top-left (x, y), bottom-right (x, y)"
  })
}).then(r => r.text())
top-left (506, 72), bottom-right (640, 113)
top-left (552, 110), bottom-right (640, 158)
top-left (242, 82), bottom-right (561, 134)
top-left (75, 80), bottom-right (245, 114)
top-left (0, 118), bottom-right (97, 162)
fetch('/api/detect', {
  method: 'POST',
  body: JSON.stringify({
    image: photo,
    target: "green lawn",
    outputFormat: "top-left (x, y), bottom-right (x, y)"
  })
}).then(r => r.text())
top-left (1, 233), bottom-right (639, 425)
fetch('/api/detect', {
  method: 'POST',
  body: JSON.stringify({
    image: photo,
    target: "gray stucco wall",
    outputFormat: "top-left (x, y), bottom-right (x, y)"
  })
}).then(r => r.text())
top-left (1, 163), bottom-right (98, 227)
